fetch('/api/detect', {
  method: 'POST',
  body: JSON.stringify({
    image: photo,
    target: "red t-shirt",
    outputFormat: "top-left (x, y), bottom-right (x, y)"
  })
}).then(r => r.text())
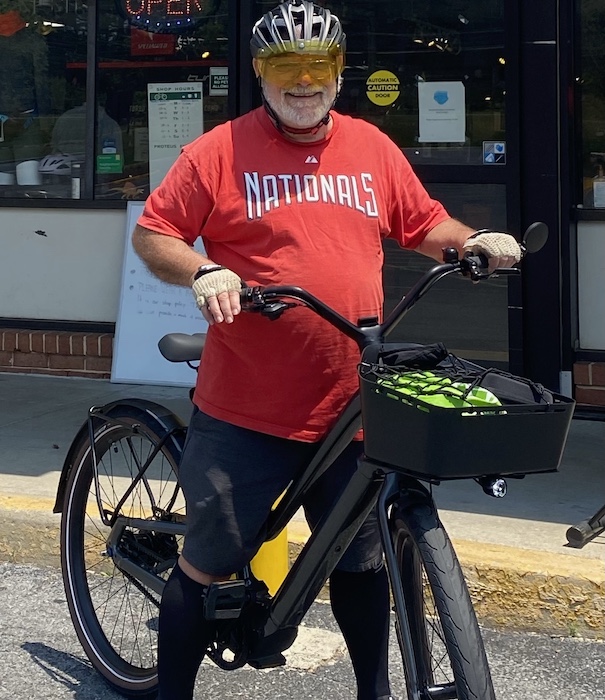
top-left (138, 108), bottom-right (450, 441)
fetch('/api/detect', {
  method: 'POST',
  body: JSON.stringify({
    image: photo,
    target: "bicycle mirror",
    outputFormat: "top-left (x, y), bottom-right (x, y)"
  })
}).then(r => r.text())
top-left (522, 222), bottom-right (548, 254)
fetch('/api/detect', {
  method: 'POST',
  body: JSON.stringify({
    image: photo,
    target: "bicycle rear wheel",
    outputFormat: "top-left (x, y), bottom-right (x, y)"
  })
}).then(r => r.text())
top-left (389, 499), bottom-right (496, 700)
top-left (60, 403), bottom-right (186, 699)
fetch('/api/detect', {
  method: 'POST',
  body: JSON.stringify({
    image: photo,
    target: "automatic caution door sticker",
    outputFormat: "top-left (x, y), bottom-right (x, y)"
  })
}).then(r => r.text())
top-left (366, 70), bottom-right (400, 106)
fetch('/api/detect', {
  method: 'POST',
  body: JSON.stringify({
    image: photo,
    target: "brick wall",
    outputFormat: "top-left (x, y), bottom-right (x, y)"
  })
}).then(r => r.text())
top-left (1, 327), bottom-right (603, 397)
top-left (0, 329), bottom-right (113, 379)
top-left (573, 362), bottom-right (605, 407)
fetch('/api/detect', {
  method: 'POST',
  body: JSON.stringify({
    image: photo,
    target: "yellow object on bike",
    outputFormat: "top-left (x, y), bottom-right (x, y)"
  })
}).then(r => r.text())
top-left (250, 527), bottom-right (289, 596)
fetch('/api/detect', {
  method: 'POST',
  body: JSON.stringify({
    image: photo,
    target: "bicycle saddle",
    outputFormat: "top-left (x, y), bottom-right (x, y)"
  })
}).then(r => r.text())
top-left (158, 333), bottom-right (206, 363)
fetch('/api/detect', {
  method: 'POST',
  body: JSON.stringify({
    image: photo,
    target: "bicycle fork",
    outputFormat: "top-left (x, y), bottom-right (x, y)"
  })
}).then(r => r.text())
top-left (377, 471), bottom-right (423, 700)
top-left (379, 471), bottom-right (458, 700)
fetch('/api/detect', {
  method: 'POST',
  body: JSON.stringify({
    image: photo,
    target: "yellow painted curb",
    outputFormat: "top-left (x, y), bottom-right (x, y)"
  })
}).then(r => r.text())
top-left (1, 494), bottom-right (603, 638)
top-left (285, 523), bottom-right (605, 638)
top-left (452, 539), bottom-right (605, 585)
top-left (286, 521), bottom-right (605, 583)
top-left (453, 539), bottom-right (605, 638)
top-left (0, 494), bottom-right (57, 512)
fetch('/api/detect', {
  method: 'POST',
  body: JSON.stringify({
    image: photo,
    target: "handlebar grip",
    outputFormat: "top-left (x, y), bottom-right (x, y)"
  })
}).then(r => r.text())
top-left (566, 520), bottom-right (602, 547)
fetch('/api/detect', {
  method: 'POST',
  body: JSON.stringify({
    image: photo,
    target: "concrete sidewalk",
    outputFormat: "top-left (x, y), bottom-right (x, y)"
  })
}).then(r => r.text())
top-left (0, 372), bottom-right (603, 638)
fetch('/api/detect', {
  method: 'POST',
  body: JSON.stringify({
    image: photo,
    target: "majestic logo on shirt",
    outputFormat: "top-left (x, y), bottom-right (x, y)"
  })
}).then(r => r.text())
top-left (305, 155), bottom-right (319, 164)
top-left (244, 171), bottom-right (379, 221)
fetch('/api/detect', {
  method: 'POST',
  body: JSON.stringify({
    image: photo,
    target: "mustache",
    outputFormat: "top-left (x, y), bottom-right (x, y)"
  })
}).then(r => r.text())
top-left (284, 88), bottom-right (326, 96)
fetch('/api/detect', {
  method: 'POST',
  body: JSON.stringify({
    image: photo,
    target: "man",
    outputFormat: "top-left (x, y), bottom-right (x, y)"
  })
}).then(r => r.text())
top-left (133, 3), bottom-right (521, 699)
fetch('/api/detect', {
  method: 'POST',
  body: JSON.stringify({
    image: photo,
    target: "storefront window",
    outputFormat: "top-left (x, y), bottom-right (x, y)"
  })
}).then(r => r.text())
top-left (94, 0), bottom-right (229, 200)
top-left (578, 0), bottom-right (605, 208)
top-left (0, 0), bottom-right (229, 202)
top-left (0, 0), bottom-right (87, 199)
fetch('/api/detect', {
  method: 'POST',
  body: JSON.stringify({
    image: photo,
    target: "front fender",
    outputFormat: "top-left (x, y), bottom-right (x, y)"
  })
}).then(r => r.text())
top-left (53, 398), bottom-right (187, 513)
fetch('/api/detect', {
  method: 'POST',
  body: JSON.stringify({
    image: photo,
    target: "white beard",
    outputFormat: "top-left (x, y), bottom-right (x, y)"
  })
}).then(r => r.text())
top-left (265, 87), bottom-right (335, 129)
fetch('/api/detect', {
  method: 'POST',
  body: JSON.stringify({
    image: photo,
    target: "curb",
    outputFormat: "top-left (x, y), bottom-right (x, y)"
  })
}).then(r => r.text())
top-left (289, 520), bottom-right (605, 639)
top-left (452, 539), bottom-right (605, 639)
top-left (1, 495), bottom-right (603, 639)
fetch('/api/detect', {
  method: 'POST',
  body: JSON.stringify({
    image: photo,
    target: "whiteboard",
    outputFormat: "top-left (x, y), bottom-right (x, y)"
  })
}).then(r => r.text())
top-left (111, 201), bottom-right (208, 386)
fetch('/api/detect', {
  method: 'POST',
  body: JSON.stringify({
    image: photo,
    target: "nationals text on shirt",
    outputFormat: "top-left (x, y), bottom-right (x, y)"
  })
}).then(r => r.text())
top-left (244, 171), bottom-right (379, 221)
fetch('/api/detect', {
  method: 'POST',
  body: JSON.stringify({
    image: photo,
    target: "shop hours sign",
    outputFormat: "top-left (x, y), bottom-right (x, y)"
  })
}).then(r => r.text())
top-left (118, 0), bottom-right (205, 31)
top-left (147, 82), bottom-right (204, 191)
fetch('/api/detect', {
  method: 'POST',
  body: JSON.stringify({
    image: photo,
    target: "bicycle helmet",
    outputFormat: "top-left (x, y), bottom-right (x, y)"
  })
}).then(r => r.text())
top-left (38, 153), bottom-right (76, 176)
top-left (250, 1), bottom-right (346, 59)
top-left (251, 1), bottom-right (346, 135)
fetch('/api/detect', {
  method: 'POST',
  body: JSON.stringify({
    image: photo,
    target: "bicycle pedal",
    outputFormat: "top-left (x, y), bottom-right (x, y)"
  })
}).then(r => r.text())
top-left (247, 652), bottom-right (286, 669)
top-left (204, 580), bottom-right (246, 620)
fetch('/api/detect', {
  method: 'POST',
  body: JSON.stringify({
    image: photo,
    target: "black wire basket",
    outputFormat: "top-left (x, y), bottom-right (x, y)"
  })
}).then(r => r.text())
top-left (358, 343), bottom-right (576, 480)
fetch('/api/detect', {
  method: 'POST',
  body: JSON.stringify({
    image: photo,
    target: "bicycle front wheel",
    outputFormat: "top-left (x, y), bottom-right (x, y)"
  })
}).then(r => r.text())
top-left (390, 499), bottom-right (496, 700)
top-left (60, 403), bottom-right (186, 699)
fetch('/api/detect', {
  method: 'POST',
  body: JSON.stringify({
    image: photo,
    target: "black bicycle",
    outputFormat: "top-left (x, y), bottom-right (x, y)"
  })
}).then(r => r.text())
top-left (54, 223), bottom-right (574, 700)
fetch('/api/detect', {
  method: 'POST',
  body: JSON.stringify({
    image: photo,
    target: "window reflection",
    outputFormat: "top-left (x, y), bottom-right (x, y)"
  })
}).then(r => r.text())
top-left (95, 0), bottom-right (230, 200)
top-left (0, 2), bottom-right (87, 198)
top-left (384, 184), bottom-right (509, 367)
top-left (0, 0), bottom-right (230, 201)
top-left (579, 0), bottom-right (605, 207)
top-left (256, 0), bottom-right (506, 166)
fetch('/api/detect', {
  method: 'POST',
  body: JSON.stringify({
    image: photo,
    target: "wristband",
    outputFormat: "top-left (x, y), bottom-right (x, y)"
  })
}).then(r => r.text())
top-left (466, 229), bottom-right (498, 240)
top-left (192, 264), bottom-right (224, 281)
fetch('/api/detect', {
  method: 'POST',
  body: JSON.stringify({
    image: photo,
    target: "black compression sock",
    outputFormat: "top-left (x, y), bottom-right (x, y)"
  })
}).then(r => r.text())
top-left (157, 563), bottom-right (216, 700)
top-left (329, 567), bottom-right (391, 700)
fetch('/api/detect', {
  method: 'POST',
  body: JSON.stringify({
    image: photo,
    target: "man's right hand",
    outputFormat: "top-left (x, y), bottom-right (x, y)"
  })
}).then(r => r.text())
top-left (191, 266), bottom-right (243, 324)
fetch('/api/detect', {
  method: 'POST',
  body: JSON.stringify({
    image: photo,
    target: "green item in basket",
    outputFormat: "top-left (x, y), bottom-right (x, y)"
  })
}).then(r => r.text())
top-left (378, 370), bottom-right (502, 410)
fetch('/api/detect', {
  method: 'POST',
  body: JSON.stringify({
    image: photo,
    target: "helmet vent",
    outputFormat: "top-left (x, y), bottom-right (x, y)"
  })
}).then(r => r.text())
top-left (251, 1), bottom-right (346, 58)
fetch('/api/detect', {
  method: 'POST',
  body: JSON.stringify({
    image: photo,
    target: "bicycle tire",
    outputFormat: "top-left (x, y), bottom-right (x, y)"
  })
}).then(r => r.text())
top-left (60, 403), bottom-right (185, 699)
top-left (390, 499), bottom-right (496, 700)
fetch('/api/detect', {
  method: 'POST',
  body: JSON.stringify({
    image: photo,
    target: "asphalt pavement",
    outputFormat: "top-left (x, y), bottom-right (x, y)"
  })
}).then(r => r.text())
top-left (1, 562), bottom-right (604, 700)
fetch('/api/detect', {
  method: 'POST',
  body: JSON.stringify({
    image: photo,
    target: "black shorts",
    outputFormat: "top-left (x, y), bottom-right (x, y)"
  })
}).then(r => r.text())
top-left (179, 408), bottom-right (383, 576)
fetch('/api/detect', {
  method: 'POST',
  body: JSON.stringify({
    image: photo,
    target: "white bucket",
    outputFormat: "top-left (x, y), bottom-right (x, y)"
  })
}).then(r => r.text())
top-left (16, 160), bottom-right (42, 186)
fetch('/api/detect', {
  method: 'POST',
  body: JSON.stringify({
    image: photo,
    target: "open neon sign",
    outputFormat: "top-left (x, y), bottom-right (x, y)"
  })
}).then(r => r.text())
top-left (119, 0), bottom-right (204, 31)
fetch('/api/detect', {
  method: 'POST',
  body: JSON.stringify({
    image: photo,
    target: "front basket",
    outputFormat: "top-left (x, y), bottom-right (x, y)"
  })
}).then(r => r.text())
top-left (358, 345), bottom-right (575, 480)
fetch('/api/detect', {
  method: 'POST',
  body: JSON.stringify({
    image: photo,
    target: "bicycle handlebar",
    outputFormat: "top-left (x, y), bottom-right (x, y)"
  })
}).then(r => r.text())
top-left (240, 247), bottom-right (521, 350)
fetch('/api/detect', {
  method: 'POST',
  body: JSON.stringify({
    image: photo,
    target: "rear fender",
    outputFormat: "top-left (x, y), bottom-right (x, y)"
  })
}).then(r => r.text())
top-left (53, 398), bottom-right (187, 513)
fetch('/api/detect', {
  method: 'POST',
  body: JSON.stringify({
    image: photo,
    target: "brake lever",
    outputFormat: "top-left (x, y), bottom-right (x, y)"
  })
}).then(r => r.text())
top-left (261, 301), bottom-right (298, 320)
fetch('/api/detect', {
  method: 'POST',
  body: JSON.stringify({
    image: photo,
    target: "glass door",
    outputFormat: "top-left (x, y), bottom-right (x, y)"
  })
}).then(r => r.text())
top-left (339, 0), bottom-right (513, 366)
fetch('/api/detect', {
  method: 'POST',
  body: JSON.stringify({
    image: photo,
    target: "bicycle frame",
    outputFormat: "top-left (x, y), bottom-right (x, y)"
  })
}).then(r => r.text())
top-left (217, 256), bottom-right (480, 669)
top-left (250, 407), bottom-right (431, 691)
top-left (80, 252), bottom-right (519, 679)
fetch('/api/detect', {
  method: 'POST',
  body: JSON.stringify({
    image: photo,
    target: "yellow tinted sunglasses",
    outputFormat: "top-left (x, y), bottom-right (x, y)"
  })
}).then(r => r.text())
top-left (257, 53), bottom-right (343, 88)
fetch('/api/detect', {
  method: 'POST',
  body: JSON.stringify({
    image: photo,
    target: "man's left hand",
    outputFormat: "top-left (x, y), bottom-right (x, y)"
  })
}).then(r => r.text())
top-left (462, 231), bottom-right (522, 272)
